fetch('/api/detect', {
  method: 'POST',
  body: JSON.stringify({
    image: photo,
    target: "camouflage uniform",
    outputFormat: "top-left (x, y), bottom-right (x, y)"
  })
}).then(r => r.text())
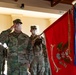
top-left (43, 50), bottom-right (50, 75)
top-left (0, 45), bottom-right (3, 75)
top-left (0, 29), bottom-right (29, 75)
top-left (27, 36), bottom-right (34, 64)
top-left (29, 34), bottom-right (45, 75)
top-left (38, 36), bottom-right (51, 75)
top-left (0, 45), bottom-right (6, 75)
top-left (42, 37), bottom-right (51, 75)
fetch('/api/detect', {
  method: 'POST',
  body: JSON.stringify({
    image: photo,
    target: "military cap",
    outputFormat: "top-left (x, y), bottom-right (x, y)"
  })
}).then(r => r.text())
top-left (13, 19), bottom-right (22, 24)
top-left (31, 26), bottom-right (37, 30)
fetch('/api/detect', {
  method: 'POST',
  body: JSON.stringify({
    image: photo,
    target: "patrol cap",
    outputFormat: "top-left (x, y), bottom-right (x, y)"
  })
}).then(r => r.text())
top-left (31, 26), bottom-right (37, 30)
top-left (13, 19), bottom-right (22, 24)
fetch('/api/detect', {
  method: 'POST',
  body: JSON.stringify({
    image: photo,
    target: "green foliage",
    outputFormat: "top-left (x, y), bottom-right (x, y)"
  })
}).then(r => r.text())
top-left (57, 42), bottom-right (68, 51)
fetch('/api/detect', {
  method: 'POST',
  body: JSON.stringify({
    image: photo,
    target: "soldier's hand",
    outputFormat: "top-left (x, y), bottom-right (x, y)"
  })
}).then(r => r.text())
top-left (10, 25), bottom-right (15, 30)
top-left (37, 35), bottom-right (40, 38)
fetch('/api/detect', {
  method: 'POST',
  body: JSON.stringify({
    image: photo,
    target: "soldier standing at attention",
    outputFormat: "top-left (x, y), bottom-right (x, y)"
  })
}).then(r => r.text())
top-left (29, 26), bottom-right (45, 75)
top-left (0, 19), bottom-right (29, 75)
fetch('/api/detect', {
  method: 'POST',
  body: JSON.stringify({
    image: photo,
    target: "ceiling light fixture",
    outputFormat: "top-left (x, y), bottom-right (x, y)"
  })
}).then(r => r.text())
top-left (72, 0), bottom-right (76, 5)
top-left (0, 7), bottom-right (62, 18)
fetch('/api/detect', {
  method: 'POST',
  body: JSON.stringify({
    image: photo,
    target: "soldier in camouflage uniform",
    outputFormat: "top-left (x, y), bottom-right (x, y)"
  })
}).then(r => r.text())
top-left (29, 26), bottom-right (45, 75)
top-left (0, 19), bottom-right (29, 75)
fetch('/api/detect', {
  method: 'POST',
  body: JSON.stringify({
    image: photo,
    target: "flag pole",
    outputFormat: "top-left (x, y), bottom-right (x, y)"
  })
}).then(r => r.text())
top-left (32, 32), bottom-right (44, 43)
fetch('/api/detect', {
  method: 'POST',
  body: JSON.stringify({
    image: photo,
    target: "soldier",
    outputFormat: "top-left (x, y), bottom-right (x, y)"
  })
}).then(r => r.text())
top-left (0, 19), bottom-right (29, 75)
top-left (29, 26), bottom-right (45, 75)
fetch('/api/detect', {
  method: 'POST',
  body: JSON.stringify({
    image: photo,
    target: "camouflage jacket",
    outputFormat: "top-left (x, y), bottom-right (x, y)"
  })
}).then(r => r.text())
top-left (0, 29), bottom-right (29, 64)
top-left (29, 35), bottom-right (46, 56)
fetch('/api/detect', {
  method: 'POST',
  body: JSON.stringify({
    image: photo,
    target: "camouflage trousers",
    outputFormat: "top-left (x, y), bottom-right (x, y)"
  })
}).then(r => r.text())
top-left (44, 59), bottom-right (50, 75)
top-left (29, 55), bottom-right (45, 75)
top-left (7, 55), bottom-right (29, 75)
top-left (7, 62), bottom-right (29, 75)
top-left (0, 56), bottom-right (4, 75)
top-left (0, 62), bottom-right (2, 75)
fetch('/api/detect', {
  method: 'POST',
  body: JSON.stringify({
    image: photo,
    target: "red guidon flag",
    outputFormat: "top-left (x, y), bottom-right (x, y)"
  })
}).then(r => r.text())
top-left (44, 10), bottom-right (75, 75)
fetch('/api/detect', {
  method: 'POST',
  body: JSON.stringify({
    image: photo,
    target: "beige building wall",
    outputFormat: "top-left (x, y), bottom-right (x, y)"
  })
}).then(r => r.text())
top-left (22, 16), bottom-right (50, 36)
top-left (0, 14), bottom-right (12, 33)
top-left (49, 18), bottom-right (58, 25)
